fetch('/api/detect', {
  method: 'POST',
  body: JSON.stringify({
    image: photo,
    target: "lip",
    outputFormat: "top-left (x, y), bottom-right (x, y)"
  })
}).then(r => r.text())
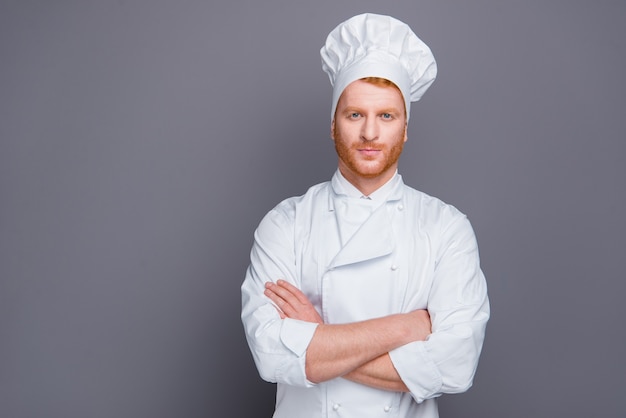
top-left (357, 148), bottom-right (382, 156)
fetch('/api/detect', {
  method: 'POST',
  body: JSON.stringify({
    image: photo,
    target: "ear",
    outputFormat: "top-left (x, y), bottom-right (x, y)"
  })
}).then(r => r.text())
top-left (330, 119), bottom-right (336, 140)
top-left (403, 124), bottom-right (408, 143)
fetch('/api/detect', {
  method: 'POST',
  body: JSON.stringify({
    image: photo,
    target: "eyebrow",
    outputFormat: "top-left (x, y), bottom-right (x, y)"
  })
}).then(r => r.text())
top-left (377, 108), bottom-right (402, 115)
top-left (342, 106), bottom-right (403, 115)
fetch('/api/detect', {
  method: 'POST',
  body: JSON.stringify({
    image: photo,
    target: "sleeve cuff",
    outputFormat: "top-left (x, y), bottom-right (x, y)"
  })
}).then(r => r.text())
top-left (275, 318), bottom-right (319, 387)
top-left (279, 318), bottom-right (319, 355)
top-left (389, 341), bottom-right (442, 403)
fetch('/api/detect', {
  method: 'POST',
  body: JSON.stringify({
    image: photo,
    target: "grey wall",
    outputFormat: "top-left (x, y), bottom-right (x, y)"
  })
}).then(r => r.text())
top-left (1, 1), bottom-right (624, 417)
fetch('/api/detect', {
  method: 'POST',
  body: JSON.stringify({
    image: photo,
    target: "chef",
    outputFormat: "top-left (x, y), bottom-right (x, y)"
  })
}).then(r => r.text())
top-left (241, 13), bottom-right (490, 418)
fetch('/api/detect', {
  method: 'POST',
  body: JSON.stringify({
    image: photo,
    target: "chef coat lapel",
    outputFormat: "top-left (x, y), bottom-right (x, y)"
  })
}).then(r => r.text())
top-left (329, 202), bottom-right (394, 268)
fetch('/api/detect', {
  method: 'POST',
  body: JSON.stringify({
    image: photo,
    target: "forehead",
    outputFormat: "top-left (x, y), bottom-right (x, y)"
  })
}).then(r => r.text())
top-left (337, 79), bottom-right (405, 110)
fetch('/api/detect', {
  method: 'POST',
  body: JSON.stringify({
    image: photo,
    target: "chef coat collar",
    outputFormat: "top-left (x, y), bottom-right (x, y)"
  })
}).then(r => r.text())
top-left (329, 169), bottom-right (404, 211)
top-left (332, 169), bottom-right (400, 200)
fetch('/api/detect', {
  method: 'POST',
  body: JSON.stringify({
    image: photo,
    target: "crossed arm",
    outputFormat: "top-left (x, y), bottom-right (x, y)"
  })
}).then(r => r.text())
top-left (264, 280), bottom-right (432, 391)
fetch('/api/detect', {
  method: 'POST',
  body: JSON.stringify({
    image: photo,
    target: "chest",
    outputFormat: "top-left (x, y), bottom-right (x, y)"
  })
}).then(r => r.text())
top-left (295, 198), bottom-right (435, 324)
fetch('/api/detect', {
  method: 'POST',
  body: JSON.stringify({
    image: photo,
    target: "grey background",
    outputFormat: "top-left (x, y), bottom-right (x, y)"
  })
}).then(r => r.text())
top-left (1, 1), bottom-right (624, 417)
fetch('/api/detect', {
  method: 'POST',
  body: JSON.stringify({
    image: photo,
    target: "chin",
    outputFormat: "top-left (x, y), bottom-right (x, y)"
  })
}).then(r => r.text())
top-left (354, 163), bottom-right (389, 178)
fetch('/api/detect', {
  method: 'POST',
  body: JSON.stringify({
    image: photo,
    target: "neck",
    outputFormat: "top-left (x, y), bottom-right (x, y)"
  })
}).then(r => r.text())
top-left (338, 166), bottom-right (396, 197)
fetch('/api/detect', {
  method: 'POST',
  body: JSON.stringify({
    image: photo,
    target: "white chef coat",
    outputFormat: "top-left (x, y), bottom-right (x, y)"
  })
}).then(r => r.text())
top-left (241, 170), bottom-right (490, 418)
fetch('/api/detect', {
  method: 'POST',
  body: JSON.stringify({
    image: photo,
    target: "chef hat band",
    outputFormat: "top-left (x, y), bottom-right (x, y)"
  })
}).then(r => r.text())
top-left (330, 51), bottom-right (412, 122)
top-left (320, 13), bottom-right (437, 122)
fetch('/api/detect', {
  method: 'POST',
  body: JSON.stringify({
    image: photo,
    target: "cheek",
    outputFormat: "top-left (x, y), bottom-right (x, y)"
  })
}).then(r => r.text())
top-left (392, 125), bottom-right (407, 143)
top-left (333, 127), bottom-right (352, 146)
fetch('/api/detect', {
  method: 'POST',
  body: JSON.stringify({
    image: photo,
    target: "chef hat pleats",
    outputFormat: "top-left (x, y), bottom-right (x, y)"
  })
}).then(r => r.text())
top-left (320, 13), bottom-right (437, 121)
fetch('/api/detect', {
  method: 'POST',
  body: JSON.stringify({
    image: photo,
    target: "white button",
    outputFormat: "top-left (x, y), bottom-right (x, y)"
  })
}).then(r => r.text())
top-left (384, 405), bottom-right (391, 412)
top-left (397, 204), bottom-right (404, 211)
top-left (333, 403), bottom-right (340, 411)
top-left (391, 264), bottom-right (398, 271)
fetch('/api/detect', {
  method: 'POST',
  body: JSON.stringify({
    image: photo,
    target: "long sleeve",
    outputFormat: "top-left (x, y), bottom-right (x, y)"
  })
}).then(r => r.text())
top-left (389, 211), bottom-right (490, 403)
top-left (241, 204), bottom-right (319, 387)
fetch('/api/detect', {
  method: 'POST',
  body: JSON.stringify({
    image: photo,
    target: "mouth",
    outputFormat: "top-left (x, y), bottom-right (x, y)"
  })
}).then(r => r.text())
top-left (357, 148), bottom-right (382, 156)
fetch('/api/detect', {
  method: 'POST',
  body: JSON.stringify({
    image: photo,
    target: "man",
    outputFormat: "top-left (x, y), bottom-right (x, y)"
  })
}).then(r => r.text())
top-left (241, 13), bottom-right (489, 417)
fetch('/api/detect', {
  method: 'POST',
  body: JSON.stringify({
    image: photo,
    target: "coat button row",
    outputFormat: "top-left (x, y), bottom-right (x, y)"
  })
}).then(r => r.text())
top-left (330, 403), bottom-right (390, 412)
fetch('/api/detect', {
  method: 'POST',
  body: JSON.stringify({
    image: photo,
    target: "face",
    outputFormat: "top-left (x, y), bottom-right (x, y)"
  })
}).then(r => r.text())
top-left (332, 79), bottom-right (408, 193)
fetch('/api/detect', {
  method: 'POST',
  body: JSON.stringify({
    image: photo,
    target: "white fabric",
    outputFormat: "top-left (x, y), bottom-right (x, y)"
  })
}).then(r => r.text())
top-left (241, 170), bottom-right (490, 418)
top-left (320, 13), bottom-right (437, 121)
top-left (334, 168), bottom-right (399, 200)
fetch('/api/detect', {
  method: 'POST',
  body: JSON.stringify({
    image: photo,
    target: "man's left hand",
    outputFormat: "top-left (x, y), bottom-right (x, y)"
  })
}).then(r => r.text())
top-left (264, 280), bottom-right (323, 324)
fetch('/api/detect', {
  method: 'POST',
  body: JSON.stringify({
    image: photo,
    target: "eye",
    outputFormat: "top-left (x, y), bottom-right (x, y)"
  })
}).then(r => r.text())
top-left (381, 113), bottom-right (392, 120)
top-left (348, 112), bottom-right (361, 119)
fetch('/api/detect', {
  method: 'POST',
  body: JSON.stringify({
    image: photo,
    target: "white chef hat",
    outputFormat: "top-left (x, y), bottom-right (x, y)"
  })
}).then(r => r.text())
top-left (320, 13), bottom-right (437, 121)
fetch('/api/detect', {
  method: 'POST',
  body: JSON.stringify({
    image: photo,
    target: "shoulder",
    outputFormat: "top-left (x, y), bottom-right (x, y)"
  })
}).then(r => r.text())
top-left (270, 181), bottom-right (330, 216)
top-left (400, 184), bottom-right (479, 260)
top-left (258, 181), bottom-right (331, 228)
top-left (401, 184), bottom-right (467, 226)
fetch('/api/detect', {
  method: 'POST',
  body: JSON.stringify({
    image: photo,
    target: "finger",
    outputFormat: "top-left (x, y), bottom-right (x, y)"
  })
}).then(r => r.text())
top-left (276, 280), bottom-right (312, 305)
top-left (267, 299), bottom-right (286, 317)
top-left (264, 289), bottom-right (295, 320)
top-left (273, 282), bottom-right (321, 322)
top-left (264, 286), bottom-right (298, 317)
top-left (264, 288), bottom-right (283, 307)
top-left (267, 281), bottom-right (301, 306)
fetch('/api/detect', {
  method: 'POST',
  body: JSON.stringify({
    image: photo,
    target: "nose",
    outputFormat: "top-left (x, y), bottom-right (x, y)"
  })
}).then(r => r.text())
top-left (360, 116), bottom-right (379, 142)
